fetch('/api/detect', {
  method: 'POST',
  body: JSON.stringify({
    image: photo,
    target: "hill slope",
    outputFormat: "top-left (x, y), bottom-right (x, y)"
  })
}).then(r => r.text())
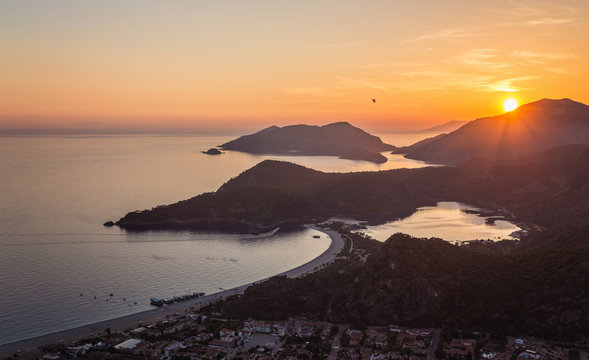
top-left (404, 98), bottom-right (589, 164)
top-left (422, 120), bottom-right (468, 133)
top-left (213, 230), bottom-right (589, 341)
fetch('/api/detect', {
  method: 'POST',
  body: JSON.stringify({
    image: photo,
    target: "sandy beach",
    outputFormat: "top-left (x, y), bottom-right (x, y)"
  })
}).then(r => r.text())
top-left (0, 226), bottom-right (343, 358)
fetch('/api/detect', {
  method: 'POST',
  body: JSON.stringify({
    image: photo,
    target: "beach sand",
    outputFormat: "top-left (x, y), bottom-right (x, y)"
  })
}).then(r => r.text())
top-left (0, 226), bottom-right (343, 358)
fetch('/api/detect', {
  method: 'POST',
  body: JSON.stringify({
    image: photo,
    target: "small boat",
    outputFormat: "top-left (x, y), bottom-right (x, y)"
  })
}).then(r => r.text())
top-left (150, 298), bottom-right (164, 307)
top-left (163, 297), bottom-right (174, 305)
top-left (313, 235), bottom-right (320, 238)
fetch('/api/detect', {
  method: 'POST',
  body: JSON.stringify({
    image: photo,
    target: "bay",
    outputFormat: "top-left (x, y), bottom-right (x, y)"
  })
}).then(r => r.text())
top-left (0, 134), bottom-right (432, 345)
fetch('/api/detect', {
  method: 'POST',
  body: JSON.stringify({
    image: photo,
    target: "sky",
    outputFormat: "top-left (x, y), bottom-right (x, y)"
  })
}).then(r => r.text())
top-left (1, 0), bottom-right (588, 133)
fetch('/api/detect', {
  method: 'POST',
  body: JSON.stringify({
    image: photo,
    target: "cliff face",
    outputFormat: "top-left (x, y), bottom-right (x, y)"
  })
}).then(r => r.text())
top-left (402, 98), bottom-right (589, 165)
top-left (220, 122), bottom-right (395, 156)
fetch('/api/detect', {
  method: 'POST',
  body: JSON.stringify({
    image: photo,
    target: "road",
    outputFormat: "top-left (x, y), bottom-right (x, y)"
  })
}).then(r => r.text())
top-left (328, 324), bottom-right (349, 360)
top-left (427, 328), bottom-right (442, 360)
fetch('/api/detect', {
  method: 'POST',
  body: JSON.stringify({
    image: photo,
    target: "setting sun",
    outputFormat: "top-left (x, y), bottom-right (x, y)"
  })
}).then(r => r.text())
top-left (504, 98), bottom-right (519, 112)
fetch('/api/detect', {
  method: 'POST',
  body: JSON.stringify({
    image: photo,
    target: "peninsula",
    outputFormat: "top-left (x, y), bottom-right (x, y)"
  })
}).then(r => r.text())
top-left (113, 145), bottom-right (589, 234)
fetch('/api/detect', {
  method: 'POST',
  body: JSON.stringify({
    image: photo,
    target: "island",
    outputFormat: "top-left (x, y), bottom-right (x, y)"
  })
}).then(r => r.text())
top-left (219, 121), bottom-right (395, 162)
top-left (202, 148), bottom-right (223, 155)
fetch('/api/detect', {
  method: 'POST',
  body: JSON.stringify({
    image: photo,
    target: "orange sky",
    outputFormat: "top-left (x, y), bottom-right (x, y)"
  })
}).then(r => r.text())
top-left (1, 0), bottom-right (588, 132)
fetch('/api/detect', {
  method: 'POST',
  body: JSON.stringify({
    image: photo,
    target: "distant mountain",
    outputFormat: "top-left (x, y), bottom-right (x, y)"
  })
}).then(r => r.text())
top-left (220, 122), bottom-right (395, 160)
top-left (404, 98), bottom-right (589, 164)
top-left (392, 133), bottom-right (446, 154)
top-left (421, 120), bottom-right (468, 133)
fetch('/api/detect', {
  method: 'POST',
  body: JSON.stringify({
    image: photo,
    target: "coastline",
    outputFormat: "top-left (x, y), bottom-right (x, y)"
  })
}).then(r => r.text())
top-left (0, 226), bottom-right (344, 358)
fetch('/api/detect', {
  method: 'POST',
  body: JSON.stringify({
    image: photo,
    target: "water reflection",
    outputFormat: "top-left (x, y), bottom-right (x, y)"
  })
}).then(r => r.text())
top-left (360, 202), bottom-right (521, 243)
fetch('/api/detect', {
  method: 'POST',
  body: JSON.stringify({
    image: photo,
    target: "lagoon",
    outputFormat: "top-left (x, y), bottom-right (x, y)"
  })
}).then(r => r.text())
top-left (360, 201), bottom-right (521, 243)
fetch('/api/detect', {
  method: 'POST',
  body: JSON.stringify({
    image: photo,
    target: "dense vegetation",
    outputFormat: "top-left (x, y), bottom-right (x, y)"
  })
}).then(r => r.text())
top-left (117, 145), bottom-right (589, 233)
top-left (208, 227), bottom-right (589, 341)
top-left (112, 126), bottom-right (589, 342)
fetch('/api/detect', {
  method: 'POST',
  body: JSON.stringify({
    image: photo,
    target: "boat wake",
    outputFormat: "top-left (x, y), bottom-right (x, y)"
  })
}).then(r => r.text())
top-left (240, 227), bottom-right (280, 239)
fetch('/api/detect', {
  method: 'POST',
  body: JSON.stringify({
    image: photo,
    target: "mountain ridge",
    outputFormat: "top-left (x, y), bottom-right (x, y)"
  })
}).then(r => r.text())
top-left (403, 98), bottom-right (589, 164)
top-left (220, 121), bottom-right (395, 162)
top-left (421, 120), bottom-right (468, 133)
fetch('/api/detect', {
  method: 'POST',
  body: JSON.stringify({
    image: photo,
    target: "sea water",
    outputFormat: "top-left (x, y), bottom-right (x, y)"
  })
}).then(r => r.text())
top-left (0, 134), bottom-right (512, 344)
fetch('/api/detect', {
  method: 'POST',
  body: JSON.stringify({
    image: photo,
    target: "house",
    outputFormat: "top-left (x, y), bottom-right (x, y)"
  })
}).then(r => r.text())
top-left (130, 327), bottom-right (146, 334)
top-left (164, 341), bottom-right (186, 356)
top-left (444, 339), bottom-right (477, 358)
top-left (375, 334), bottom-right (388, 348)
top-left (348, 329), bottom-right (364, 346)
top-left (389, 325), bottom-right (402, 333)
top-left (195, 332), bottom-right (214, 343)
top-left (346, 349), bottom-right (360, 360)
top-left (220, 328), bottom-right (235, 337)
top-left (114, 339), bottom-right (144, 351)
top-left (208, 339), bottom-right (234, 348)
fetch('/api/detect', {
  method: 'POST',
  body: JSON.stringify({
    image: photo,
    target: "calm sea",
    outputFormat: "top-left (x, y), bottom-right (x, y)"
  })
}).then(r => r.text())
top-left (0, 134), bottom-right (434, 344)
top-left (0, 134), bottom-right (518, 344)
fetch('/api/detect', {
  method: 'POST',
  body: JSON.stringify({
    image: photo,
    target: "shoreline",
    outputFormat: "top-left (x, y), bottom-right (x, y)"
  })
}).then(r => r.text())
top-left (0, 226), bottom-right (344, 358)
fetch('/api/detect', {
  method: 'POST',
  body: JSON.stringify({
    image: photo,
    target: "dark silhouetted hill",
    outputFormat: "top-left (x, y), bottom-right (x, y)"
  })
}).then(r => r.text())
top-left (220, 122), bottom-right (395, 157)
top-left (115, 145), bottom-right (589, 233)
top-left (404, 98), bottom-right (589, 164)
top-left (212, 229), bottom-right (589, 341)
top-left (393, 133), bottom-right (446, 154)
top-left (340, 147), bottom-right (388, 163)
top-left (421, 120), bottom-right (468, 133)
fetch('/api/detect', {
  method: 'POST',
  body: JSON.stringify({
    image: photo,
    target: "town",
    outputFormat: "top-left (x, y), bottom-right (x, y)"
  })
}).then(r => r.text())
top-left (31, 309), bottom-right (581, 360)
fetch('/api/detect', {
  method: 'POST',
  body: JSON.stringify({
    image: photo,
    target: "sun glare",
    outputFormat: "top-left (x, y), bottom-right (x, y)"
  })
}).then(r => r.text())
top-left (503, 98), bottom-right (519, 112)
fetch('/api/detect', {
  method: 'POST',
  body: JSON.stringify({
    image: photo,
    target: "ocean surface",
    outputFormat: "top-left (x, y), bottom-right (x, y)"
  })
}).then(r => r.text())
top-left (0, 134), bottom-right (518, 344)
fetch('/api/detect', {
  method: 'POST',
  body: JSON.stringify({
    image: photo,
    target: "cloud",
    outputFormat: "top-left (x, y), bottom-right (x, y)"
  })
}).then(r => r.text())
top-left (544, 67), bottom-right (572, 75)
top-left (395, 70), bottom-right (455, 78)
top-left (333, 76), bottom-right (391, 91)
top-left (521, 18), bottom-right (575, 26)
top-left (511, 50), bottom-right (574, 60)
top-left (497, 18), bottom-right (576, 27)
top-left (457, 49), bottom-right (513, 70)
top-left (361, 61), bottom-right (431, 70)
top-left (282, 87), bottom-right (328, 95)
top-left (488, 1), bottom-right (577, 18)
top-left (465, 76), bottom-right (540, 92)
top-left (401, 28), bottom-right (487, 45)
top-left (394, 70), bottom-right (539, 94)
top-left (488, 1), bottom-right (578, 27)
